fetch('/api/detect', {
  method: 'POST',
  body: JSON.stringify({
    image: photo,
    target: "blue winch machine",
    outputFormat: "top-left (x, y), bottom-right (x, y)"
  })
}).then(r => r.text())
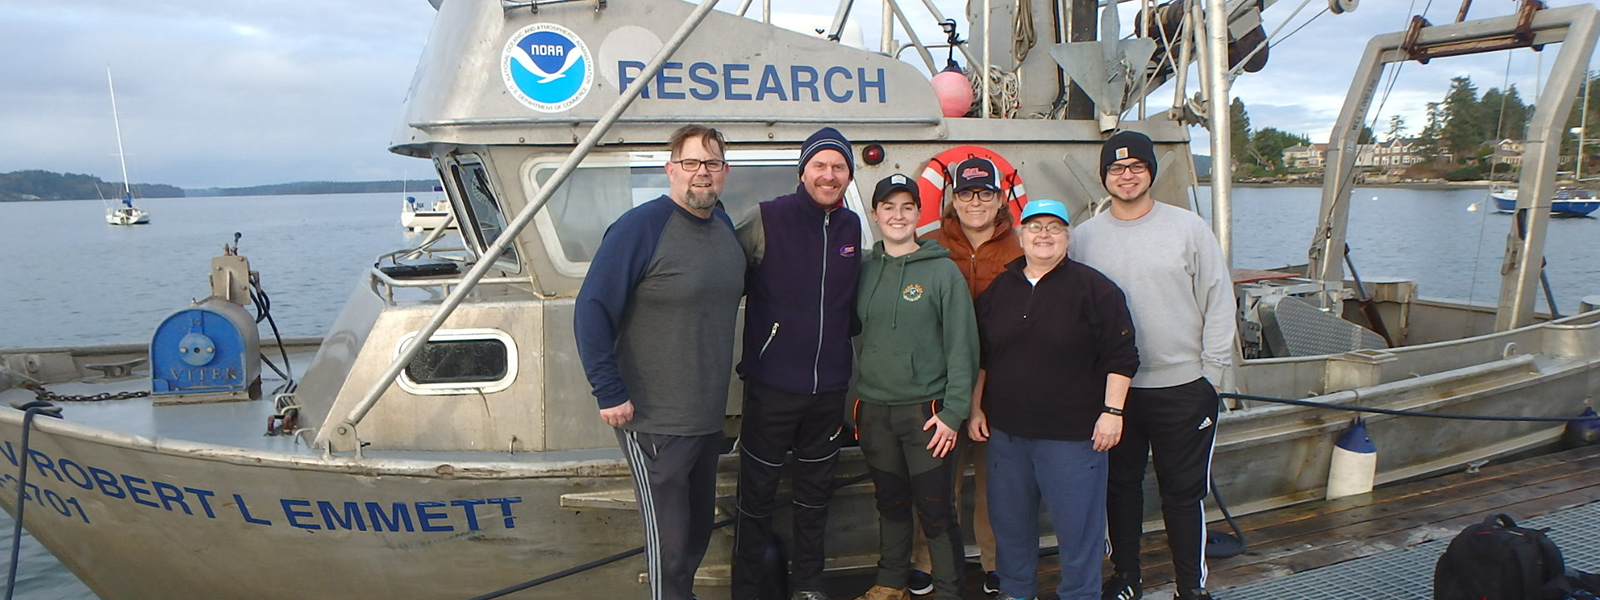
top-left (150, 250), bottom-right (261, 404)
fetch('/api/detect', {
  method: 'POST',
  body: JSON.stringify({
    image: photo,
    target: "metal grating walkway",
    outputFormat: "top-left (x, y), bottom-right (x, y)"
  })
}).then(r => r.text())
top-left (1220, 502), bottom-right (1600, 600)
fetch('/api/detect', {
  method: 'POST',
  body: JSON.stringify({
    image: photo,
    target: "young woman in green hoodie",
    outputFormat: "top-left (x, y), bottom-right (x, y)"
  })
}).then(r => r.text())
top-left (849, 174), bottom-right (980, 600)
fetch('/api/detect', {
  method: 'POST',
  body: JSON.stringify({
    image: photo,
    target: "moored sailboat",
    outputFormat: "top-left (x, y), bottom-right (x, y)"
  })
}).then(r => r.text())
top-left (102, 69), bottom-right (150, 227)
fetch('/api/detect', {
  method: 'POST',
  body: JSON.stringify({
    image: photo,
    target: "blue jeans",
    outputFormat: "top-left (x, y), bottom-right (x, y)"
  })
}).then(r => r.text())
top-left (986, 428), bottom-right (1108, 600)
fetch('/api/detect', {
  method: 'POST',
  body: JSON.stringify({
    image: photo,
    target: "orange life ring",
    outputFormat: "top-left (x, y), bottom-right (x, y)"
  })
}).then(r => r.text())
top-left (915, 145), bottom-right (1029, 228)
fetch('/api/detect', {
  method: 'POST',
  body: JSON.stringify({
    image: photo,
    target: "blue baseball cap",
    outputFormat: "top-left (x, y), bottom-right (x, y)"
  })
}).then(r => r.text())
top-left (1019, 199), bottom-right (1070, 225)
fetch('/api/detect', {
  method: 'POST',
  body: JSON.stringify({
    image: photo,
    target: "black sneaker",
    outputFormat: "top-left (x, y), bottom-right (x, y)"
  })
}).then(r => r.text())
top-left (908, 570), bottom-right (933, 596)
top-left (983, 571), bottom-right (1000, 595)
top-left (1101, 572), bottom-right (1142, 600)
top-left (1177, 588), bottom-right (1214, 600)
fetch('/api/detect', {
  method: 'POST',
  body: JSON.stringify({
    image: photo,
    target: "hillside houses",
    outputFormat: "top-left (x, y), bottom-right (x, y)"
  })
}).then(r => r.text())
top-left (1280, 137), bottom-right (1470, 173)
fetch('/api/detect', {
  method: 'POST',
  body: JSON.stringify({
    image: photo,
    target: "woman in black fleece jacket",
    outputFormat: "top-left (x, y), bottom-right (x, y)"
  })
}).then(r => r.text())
top-left (967, 199), bottom-right (1138, 600)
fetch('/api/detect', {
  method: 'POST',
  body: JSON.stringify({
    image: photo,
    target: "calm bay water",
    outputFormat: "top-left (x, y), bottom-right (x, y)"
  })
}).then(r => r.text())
top-left (0, 187), bottom-right (1596, 598)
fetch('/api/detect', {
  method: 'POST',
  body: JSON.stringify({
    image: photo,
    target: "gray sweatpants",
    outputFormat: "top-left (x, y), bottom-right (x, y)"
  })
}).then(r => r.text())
top-left (617, 428), bottom-right (724, 600)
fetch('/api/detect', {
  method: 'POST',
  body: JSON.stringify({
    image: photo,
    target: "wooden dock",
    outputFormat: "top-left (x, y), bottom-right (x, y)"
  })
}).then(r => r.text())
top-left (824, 443), bottom-right (1600, 600)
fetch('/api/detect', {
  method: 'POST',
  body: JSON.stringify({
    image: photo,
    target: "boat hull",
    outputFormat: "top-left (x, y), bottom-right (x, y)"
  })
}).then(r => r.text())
top-left (1490, 191), bottom-right (1600, 216)
top-left (5, 309), bottom-right (1599, 599)
top-left (105, 209), bottom-right (150, 226)
top-left (0, 416), bottom-right (687, 599)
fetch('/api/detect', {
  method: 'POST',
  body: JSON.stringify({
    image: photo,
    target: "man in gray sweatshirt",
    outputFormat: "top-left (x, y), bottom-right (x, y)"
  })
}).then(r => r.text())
top-left (1070, 130), bottom-right (1236, 600)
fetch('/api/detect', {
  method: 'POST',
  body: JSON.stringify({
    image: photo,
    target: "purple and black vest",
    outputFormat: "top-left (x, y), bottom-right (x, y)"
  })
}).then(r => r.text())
top-left (739, 187), bottom-right (862, 395)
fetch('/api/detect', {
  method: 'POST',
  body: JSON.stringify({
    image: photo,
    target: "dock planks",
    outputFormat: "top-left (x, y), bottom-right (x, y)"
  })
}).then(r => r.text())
top-left (825, 443), bottom-right (1600, 599)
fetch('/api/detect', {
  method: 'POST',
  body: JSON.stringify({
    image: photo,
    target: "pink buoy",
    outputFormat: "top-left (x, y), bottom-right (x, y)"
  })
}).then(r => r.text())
top-left (931, 65), bottom-right (973, 118)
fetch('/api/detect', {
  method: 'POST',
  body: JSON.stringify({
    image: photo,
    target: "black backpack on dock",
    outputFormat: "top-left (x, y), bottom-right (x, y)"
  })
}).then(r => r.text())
top-left (1433, 513), bottom-right (1566, 600)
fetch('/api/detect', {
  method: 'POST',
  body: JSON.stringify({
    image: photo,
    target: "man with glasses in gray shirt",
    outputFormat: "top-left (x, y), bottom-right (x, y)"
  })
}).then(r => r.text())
top-left (576, 125), bottom-right (747, 600)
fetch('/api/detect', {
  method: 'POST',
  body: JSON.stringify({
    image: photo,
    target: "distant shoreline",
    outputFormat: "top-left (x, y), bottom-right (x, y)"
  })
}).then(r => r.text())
top-left (1215, 180), bottom-right (1498, 191)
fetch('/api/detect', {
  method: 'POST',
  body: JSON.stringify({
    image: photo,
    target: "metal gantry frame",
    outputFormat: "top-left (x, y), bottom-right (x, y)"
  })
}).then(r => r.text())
top-left (1304, 4), bottom-right (1598, 331)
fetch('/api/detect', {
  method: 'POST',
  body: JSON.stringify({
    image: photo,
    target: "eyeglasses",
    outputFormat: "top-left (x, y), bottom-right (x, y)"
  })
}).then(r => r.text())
top-left (1106, 162), bottom-right (1149, 176)
top-left (1022, 221), bottom-right (1068, 235)
top-left (954, 189), bottom-right (1000, 203)
top-left (671, 158), bottom-right (728, 172)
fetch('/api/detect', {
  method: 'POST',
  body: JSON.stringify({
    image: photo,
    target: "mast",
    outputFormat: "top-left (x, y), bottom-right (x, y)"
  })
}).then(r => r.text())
top-left (1581, 71), bottom-right (1590, 181)
top-left (107, 67), bottom-right (132, 202)
top-left (1203, 0), bottom-right (1233, 271)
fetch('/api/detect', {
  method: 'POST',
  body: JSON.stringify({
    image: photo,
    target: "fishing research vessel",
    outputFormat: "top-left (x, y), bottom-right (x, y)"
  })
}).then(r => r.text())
top-left (3, 1), bottom-right (1599, 599)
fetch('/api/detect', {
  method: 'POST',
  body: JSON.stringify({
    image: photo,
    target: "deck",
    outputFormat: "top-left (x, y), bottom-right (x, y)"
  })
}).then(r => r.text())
top-left (826, 443), bottom-right (1600, 600)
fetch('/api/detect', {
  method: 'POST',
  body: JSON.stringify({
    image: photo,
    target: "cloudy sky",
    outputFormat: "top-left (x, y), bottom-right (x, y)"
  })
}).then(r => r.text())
top-left (1, 0), bottom-right (1594, 189)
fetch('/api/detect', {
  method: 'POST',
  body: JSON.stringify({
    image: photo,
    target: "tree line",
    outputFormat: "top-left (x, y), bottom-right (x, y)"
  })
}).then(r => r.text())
top-left (0, 170), bottom-right (183, 202)
top-left (0, 169), bottom-right (439, 202)
top-left (1227, 71), bottom-right (1598, 182)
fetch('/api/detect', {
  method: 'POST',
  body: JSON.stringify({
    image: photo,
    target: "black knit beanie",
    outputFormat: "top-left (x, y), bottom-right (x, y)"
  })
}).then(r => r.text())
top-left (798, 127), bottom-right (854, 179)
top-left (1100, 130), bottom-right (1158, 187)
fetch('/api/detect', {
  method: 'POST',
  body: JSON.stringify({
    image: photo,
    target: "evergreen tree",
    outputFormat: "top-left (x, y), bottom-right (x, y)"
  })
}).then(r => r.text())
top-left (1386, 114), bottom-right (1408, 142)
top-left (1251, 127), bottom-right (1311, 171)
top-left (1230, 98), bottom-right (1252, 167)
top-left (1440, 76), bottom-right (1485, 161)
top-left (1416, 102), bottom-right (1446, 160)
top-left (1479, 85), bottom-right (1530, 140)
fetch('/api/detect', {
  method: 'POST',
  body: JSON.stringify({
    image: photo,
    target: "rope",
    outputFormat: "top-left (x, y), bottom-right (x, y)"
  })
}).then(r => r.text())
top-left (468, 471), bottom-right (874, 599)
top-left (1220, 392), bottom-right (1600, 422)
top-left (967, 67), bottom-right (1021, 118)
top-left (4, 401), bottom-right (63, 600)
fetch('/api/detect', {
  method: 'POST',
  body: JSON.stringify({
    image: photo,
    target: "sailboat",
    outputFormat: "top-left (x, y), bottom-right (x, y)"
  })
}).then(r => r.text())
top-left (3, 2), bottom-right (1599, 599)
top-left (103, 69), bottom-right (150, 226)
top-left (1491, 70), bottom-right (1600, 217)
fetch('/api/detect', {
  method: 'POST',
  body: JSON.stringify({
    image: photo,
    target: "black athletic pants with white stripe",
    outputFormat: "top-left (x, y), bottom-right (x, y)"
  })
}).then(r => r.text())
top-left (616, 428), bottom-right (724, 600)
top-left (731, 381), bottom-right (847, 600)
top-left (1105, 377), bottom-right (1220, 594)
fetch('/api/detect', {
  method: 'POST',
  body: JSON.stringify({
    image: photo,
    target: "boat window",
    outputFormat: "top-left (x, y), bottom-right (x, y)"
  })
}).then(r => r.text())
top-left (450, 159), bottom-right (521, 271)
top-left (395, 329), bottom-right (519, 395)
top-left (530, 153), bottom-right (809, 275)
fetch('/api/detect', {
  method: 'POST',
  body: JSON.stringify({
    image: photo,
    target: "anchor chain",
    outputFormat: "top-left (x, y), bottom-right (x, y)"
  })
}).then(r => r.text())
top-left (31, 385), bottom-right (150, 403)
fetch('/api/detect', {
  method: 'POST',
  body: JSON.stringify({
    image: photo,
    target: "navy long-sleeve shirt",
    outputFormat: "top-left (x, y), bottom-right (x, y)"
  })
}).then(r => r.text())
top-left (574, 196), bottom-right (747, 435)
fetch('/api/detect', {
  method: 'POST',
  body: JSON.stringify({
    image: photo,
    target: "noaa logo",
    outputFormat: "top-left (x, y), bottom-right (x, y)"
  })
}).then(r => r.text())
top-left (502, 23), bottom-right (593, 113)
top-left (901, 284), bottom-right (924, 302)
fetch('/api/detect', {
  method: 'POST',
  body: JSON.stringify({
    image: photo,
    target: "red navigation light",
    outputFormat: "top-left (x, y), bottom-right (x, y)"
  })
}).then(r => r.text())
top-left (862, 144), bottom-right (886, 165)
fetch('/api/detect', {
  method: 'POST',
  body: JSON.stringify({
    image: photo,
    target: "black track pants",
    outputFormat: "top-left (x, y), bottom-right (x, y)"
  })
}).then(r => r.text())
top-left (616, 429), bottom-right (724, 600)
top-left (731, 381), bottom-right (847, 599)
top-left (1105, 377), bottom-right (1219, 593)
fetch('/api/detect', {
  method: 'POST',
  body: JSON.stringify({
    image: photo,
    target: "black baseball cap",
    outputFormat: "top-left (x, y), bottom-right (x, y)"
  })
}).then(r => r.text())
top-left (952, 157), bottom-right (1001, 192)
top-left (872, 173), bottom-right (919, 207)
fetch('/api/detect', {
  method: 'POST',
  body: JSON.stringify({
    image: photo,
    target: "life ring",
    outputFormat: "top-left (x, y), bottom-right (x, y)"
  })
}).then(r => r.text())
top-left (915, 145), bottom-right (1029, 228)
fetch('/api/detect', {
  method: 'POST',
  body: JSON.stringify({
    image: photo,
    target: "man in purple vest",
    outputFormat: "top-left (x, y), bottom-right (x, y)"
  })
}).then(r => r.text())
top-left (732, 127), bottom-right (864, 600)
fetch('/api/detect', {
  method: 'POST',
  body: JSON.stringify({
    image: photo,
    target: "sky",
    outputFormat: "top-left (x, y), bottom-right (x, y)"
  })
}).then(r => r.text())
top-left (1, 0), bottom-right (1596, 189)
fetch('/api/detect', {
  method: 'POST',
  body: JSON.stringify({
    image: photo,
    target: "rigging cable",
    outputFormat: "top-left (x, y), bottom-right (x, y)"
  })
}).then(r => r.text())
top-left (1466, 50), bottom-right (1520, 318)
top-left (4, 401), bottom-right (63, 600)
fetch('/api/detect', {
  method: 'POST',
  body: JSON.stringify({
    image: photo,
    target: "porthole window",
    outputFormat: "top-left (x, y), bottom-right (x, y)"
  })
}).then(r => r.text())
top-left (395, 329), bottom-right (518, 395)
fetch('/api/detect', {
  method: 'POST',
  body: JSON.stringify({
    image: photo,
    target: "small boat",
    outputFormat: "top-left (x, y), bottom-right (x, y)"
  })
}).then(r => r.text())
top-left (103, 69), bottom-right (150, 226)
top-left (399, 190), bottom-right (453, 232)
top-left (1490, 187), bottom-right (1600, 217)
top-left (105, 194), bottom-right (149, 226)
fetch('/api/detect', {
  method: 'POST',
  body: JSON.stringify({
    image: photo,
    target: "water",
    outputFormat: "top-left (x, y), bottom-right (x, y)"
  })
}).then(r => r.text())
top-left (0, 187), bottom-right (1597, 598)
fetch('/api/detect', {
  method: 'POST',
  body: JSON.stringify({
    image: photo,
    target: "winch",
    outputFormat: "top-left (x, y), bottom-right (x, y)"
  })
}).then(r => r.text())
top-left (150, 240), bottom-right (261, 404)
